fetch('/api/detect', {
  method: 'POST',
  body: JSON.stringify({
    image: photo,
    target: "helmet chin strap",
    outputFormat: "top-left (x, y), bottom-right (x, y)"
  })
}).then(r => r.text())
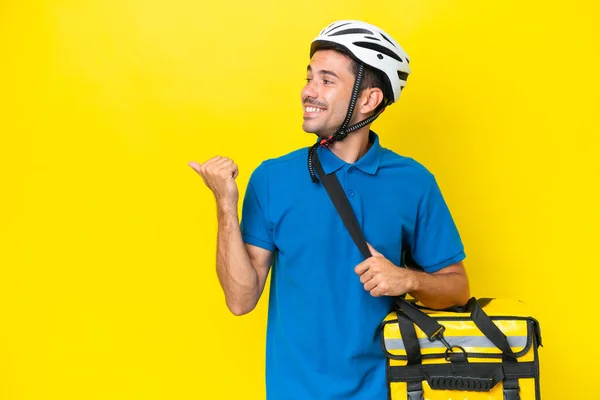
top-left (308, 63), bottom-right (386, 183)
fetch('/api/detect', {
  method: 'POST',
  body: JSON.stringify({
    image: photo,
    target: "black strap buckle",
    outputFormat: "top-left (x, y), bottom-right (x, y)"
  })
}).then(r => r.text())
top-left (319, 135), bottom-right (334, 147)
top-left (429, 325), bottom-right (445, 342)
top-left (430, 326), bottom-right (454, 352)
top-left (503, 387), bottom-right (520, 400)
top-left (407, 381), bottom-right (424, 400)
top-left (503, 378), bottom-right (520, 400)
top-left (407, 389), bottom-right (424, 400)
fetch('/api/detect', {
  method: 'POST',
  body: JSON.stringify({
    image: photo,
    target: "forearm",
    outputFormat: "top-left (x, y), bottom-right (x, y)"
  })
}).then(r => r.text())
top-left (408, 269), bottom-right (470, 310)
top-left (216, 205), bottom-right (261, 315)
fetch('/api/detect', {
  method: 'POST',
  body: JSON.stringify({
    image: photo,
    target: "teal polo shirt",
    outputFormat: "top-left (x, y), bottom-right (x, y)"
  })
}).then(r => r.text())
top-left (240, 132), bottom-right (465, 399)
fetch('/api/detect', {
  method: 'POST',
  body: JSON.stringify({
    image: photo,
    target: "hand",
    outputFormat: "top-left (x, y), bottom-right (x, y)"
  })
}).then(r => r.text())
top-left (189, 156), bottom-right (239, 208)
top-left (354, 243), bottom-right (416, 297)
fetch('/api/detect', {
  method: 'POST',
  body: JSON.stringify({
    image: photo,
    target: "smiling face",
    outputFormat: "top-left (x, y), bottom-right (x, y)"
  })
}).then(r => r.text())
top-left (300, 50), bottom-right (356, 138)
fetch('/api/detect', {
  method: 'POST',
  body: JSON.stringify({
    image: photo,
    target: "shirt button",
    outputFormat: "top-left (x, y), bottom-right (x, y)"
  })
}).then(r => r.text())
top-left (348, 167), bottom-right (355, 173)
top-left (347, 190), bottom-right (355, 197)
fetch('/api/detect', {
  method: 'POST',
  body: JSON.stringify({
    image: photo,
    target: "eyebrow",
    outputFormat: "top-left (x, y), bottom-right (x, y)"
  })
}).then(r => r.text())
top-left (307, 65), bottom-right (340, 79)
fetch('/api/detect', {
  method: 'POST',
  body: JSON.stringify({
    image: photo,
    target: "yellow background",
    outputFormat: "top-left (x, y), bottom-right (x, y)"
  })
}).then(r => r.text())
top-left (1, 1), bottom-right (598, 399)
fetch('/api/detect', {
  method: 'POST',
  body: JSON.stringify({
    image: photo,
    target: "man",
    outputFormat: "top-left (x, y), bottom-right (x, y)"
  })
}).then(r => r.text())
top-left (190, 20), bottom-right (469, 399)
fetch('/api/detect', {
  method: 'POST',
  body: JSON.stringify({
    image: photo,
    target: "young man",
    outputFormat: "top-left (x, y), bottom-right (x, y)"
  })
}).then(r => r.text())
top-left (190, 20), bottom-right (469, 399)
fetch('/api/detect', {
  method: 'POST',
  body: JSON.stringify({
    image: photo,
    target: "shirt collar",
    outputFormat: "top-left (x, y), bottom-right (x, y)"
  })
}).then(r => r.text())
top-left (316, 131), bottom-right (384, 175)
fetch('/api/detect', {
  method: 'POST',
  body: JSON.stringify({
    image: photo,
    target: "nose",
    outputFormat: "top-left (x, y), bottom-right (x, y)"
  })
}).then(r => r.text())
top-left (301, 80), bottom-right (318, 102)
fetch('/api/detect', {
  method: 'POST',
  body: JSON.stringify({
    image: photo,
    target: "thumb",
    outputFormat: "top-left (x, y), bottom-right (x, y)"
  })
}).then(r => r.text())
top-left (188, 161), bottom-right (201, 174)
top-left (366, 242), bottom-right (382, 257)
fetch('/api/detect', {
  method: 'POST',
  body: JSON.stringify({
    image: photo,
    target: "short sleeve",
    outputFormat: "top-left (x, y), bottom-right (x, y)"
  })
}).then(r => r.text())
top-left (410, 177), bottom-right (465, 272)
top-left (240, 164), bottom-right (276, 252)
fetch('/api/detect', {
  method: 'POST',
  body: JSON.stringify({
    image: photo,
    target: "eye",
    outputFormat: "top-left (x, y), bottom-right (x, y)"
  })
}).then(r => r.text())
top-left (305, 78), bottom-right (313, 83)
top-left (323, 79), bottom-right (333, 85)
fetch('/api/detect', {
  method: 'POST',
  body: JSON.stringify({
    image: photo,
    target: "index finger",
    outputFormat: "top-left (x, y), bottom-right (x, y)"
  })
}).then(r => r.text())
top-left (354, 258), bottom-right (373, 275)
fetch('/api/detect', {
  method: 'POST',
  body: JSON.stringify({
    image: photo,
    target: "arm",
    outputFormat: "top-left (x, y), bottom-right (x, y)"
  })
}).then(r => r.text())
top-left (216, 204), bottom-right (273, 315)
top-left (405, 261), bottom-right (470, 309)
top-left (355, 243), bottom-right (470, 309)
top-left (189, 156), bottom-right (273, 316)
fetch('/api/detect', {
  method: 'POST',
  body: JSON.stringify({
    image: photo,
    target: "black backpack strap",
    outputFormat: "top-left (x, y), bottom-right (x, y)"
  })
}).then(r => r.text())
top-left (313, 154), bottom-right (371, 260)
top-left (394, 298), bottom-right (446, 342)
top-left (470, 299), bottom-right (517, 361)
top-left (396, 310), bottom-right (421, 365)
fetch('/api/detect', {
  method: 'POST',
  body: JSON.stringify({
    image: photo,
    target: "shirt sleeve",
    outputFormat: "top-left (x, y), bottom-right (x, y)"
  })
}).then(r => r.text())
top-left (240, 163), bottom-right (276, 252)
top-left (409, 176), bottom-right (465, 273)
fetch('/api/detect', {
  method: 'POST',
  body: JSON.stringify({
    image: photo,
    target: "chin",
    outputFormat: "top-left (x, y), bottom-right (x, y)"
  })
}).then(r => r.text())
top-left (302, 123), bottom-right (331, 138)
top-left (302, 122), bottom-right (318, 134)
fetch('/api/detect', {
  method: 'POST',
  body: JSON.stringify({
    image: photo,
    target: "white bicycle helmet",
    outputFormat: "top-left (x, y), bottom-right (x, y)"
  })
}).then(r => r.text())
top-left (310, 20), bottom-right (411, 105)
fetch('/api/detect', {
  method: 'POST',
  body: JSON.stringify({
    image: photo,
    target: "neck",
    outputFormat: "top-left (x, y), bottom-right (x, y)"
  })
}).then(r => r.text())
top-left (326, 126), bottom-right (372, 164)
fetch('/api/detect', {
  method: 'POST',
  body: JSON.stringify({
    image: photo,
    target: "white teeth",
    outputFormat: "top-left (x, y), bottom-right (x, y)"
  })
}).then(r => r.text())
top-left (305, 107), bottom-right (324, 113)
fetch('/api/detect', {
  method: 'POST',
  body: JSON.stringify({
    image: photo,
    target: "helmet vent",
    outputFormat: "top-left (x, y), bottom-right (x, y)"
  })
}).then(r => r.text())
top-left (329, 28), bottom-right (374, 37)
top-left (323, 22), bottom-right (352, 35)
top-left (353, 41), bottom-right (404, 63)
top-left (364, 36), bottom-right (381, 41)
top-left (398, 71), bottom-right (409, 81)
top-left (380, 33), bottom-right (398, 49)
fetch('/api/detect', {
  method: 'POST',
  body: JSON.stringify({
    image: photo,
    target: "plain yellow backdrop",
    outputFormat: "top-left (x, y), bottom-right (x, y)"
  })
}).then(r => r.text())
top-left (1, 1), bottom-right (599, 399)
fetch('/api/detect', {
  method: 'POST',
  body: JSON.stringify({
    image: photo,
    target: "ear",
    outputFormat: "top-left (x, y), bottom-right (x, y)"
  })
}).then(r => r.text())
top-left (358, 88), bottom-right (384, 115)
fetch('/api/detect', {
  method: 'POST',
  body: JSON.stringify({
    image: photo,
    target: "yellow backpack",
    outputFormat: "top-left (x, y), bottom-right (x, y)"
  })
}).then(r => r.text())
top-left (314, 154), bottom-right (543, 399)
top-left (381, 297), bottom-right (542, 400)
